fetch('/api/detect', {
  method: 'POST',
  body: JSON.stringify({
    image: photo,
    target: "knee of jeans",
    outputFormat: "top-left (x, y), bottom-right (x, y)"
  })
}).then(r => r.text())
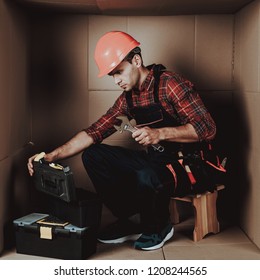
top-left (82, 145), bottom-right (102, 166)
top-left (136, 168), bottom-right (162, 191)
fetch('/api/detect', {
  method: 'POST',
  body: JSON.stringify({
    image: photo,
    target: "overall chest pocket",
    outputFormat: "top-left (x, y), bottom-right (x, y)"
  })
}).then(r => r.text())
top-left (131, 104), bottom-right (164, 127)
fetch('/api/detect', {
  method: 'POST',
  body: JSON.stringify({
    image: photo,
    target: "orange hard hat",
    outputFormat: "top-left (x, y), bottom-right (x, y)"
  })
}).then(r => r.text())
top-left (94, 31), bottom-right (140, 77)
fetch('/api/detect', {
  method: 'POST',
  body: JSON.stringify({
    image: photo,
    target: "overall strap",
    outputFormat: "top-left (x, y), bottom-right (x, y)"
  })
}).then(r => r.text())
top-left (152, 64), bottom-right (166, 103)
top-left (125, 89), bottom-right (133, 109)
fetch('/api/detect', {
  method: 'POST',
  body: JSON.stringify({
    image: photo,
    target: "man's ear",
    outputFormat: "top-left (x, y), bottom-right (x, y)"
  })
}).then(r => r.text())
top-left (133, 54), bottom-right (142, 68)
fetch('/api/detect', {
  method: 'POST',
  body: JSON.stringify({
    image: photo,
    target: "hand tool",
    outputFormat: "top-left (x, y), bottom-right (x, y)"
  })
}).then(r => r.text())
top-left (114, 115), bottom-right (164, 152)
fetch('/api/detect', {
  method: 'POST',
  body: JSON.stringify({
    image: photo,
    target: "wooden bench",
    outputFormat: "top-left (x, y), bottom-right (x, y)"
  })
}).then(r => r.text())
top-left (170, 185), bottom-right (225, 242)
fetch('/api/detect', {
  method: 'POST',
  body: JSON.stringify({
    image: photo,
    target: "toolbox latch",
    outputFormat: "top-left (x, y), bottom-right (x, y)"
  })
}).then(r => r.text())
top-left (40, 226), bottom-right (53, 240)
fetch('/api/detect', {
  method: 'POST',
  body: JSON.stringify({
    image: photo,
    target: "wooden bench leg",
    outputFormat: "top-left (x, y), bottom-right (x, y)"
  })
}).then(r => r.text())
top-left (192, 190), bottom-right (220, 242)
top-left (170, 199), bottom-right (180, 224)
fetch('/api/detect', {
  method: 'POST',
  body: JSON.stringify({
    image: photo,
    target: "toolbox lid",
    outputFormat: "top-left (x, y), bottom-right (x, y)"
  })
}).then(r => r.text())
top-left (13, 213), bottom-right (49, 226)
top-left (14, 213), bottom-right (88, 233)
top-left (64, 224), bottom-right (87, 233)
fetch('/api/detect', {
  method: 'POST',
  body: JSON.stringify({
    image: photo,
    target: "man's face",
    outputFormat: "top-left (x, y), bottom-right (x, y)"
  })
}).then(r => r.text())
top-left (109, 59), bottom-right (140, 91)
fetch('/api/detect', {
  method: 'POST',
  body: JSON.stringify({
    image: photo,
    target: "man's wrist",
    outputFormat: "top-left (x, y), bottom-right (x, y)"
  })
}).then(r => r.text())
top-left (46, 150), bottom-right (59, 162)
top-left (158, 128), bottom-right (166, 141)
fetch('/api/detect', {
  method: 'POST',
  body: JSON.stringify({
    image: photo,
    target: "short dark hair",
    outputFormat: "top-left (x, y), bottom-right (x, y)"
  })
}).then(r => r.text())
top-left (124, 47), bottom-right (142, 63)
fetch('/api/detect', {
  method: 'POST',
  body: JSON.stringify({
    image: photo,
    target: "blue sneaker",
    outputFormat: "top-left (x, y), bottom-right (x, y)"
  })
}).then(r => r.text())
top-left (134, 224), bottom-right (174, 250)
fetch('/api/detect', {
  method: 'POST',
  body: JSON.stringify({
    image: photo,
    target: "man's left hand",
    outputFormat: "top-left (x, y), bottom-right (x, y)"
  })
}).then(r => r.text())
top-left (132, 126), bottom-right (161, 146)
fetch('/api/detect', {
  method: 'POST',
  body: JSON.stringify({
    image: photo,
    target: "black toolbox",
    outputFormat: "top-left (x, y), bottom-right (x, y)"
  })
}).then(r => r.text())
top-left (14, 213), bottom-right (97, 260)
top-left (33, 158), bottom-right (102, 228)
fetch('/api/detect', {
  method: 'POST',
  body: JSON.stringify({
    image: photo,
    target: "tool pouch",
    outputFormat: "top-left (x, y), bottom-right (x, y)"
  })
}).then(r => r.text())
top-left (180, 144), bottom-right (227, 195)
top-left (169, 144), bottom-right (227, 197)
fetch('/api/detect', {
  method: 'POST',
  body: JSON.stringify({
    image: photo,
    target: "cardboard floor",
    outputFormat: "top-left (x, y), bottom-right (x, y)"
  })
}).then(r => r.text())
top-left (1, 218), bottom-right (260, 260)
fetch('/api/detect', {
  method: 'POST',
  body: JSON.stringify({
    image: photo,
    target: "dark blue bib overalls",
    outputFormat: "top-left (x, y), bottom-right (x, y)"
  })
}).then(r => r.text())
top-left (82, 65), bottom-right (212, 233)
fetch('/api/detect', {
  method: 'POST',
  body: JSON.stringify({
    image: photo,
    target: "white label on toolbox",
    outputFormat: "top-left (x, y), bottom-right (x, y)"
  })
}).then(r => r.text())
top-left (40, 226), bottom-right (53, 240)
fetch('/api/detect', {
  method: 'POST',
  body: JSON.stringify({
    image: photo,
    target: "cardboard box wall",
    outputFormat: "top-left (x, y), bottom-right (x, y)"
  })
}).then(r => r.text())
top-left (0, 0), bottom-right (260, 254)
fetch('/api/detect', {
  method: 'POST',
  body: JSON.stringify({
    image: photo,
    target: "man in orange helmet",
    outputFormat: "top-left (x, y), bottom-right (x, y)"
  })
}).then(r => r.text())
top-left (28, 31), bottom-right (219, 251)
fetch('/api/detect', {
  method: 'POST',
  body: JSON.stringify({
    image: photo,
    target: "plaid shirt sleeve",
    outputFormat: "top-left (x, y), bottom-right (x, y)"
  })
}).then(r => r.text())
top-left (84, 93), bottom-right (128, 143)
top-left (165, 73), bottom-right (216, 141)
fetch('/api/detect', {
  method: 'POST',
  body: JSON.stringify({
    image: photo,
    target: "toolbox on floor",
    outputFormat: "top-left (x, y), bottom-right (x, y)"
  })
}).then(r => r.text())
top-left (33, 155), bottom-right (102, 228)
top-left (13, 213), bottom-right (98, 260)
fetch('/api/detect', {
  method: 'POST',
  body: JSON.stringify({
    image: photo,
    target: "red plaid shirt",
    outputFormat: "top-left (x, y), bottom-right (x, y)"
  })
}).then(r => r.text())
top-left (85, 67), bottom-right (216, 143)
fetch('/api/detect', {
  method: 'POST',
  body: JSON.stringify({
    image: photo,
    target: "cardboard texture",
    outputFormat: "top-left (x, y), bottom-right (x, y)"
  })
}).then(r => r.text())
top-left (1, 0), bottom-right (260, 256)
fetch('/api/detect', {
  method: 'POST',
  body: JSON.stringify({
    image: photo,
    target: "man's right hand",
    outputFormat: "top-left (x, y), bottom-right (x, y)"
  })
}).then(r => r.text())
top-left (27, 152), bottom-right (49, 176)
top-left (27, 154), bottom-right (40, 176)
top-left (27, 151), bottom-right (59, 176)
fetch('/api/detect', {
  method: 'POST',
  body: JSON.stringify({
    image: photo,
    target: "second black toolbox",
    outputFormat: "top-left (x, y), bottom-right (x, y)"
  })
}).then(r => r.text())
top-left (14, 213), bottom-right (97, 260)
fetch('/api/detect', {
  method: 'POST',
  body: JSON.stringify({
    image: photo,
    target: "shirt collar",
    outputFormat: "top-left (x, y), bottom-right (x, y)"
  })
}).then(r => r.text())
top-left (133, 65), bottom-right (155, 94)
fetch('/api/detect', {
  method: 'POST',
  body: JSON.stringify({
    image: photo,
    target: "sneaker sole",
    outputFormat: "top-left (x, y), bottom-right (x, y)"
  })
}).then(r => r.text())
top-left (98, 233), bottom-right (142, 244)
top-left (139, 227), bottom-right (174, 251)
